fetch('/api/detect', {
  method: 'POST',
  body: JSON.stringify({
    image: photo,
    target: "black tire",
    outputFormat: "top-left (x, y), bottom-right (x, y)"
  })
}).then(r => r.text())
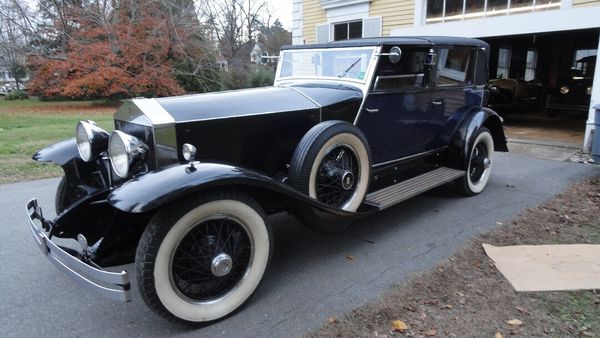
top-left (135, 190), bottom-right (273, 324)
top-left (455, 127), bottom-right (494, 196)
top-left (289, 120), bottom-right (371, 212)
top-left (55, 176), bottom-right (82, 214)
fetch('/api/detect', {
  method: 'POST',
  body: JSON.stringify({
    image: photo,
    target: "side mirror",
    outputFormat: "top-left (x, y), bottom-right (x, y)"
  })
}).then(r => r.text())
top-left (377, 46), bottom-right (402, 64)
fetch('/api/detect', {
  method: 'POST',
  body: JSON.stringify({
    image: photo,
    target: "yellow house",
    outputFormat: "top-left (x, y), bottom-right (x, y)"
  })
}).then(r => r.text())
top-left (291, 0), bottom-right (600, 150)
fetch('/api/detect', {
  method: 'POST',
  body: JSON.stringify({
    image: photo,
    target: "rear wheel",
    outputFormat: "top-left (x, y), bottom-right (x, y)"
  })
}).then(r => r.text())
top-left (135, 190), bottom-right (272, 324)
top-left (455, 127), bottom-right (494, 196)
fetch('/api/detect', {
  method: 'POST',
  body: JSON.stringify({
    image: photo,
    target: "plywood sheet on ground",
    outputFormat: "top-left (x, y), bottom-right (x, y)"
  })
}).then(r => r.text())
top-left (482, 243), bottom-right (600, 291)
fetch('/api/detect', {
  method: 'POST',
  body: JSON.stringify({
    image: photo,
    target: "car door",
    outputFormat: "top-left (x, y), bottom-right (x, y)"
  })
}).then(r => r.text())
top-left (429, 46), bottom-right (484, 147)
top-left (356, 46), bottom-right (435, 164)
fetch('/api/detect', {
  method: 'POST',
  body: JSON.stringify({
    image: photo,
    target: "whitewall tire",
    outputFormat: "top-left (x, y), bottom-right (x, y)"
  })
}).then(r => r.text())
top-left (135, 191), bottom-right (272, 323)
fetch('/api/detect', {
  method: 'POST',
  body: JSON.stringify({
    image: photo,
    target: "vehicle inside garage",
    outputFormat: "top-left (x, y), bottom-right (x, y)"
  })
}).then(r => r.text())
top-left (482, 29), bottom-right (598, 151)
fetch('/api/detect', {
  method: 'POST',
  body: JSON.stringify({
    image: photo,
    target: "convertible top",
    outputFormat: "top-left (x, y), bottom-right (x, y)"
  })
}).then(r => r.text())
top-left (281, 36), bottom-right (490, 50)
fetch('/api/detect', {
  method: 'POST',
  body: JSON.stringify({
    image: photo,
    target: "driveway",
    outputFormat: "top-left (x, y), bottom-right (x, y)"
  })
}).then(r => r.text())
top-left (1, 152), bottom-right (597, 337)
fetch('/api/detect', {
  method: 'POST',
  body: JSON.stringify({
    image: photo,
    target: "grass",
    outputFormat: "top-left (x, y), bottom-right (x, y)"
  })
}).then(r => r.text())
top-left (0, 98), bottom-right (116, 184)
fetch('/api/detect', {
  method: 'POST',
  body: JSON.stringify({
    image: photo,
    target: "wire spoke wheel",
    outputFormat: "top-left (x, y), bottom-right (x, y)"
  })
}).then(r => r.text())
top-left (469, 142), bottom-right (489, 183)
top-left (170, 218), bottom-right (252, 302)
top-left (136, 191), bottom-right (272, 323)
top-left (455, 127), bottom-right (494, 196)
top-left (315, 145), bottom-right (360, 208)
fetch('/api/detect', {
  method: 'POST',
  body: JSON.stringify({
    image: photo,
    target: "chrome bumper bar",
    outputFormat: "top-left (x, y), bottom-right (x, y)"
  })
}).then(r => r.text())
top-left (26, 198), bottom-right (131, 302)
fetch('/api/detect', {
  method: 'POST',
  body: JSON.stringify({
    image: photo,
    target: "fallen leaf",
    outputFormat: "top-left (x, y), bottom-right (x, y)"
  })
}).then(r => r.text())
top-left (515, 306), bottom-right (531, 316)
top-left (424, 329), bottom-right (437, 336)
top-left (391, 320), bottom-right (408, 332)
top-left (420, 312), bottom-right (427, 321)
top-left (328, 316), bottom-right (337, 324)
top-left (507, 319), bottom-right (523, 326)
top-left (346, 255), bottom-right (355, 261)
top-left (362, 239), bottom-right (375, 244)
top-left (441, 304), bottom-right (453, 309)
top-left (495, 332), bottom-right (503, 338)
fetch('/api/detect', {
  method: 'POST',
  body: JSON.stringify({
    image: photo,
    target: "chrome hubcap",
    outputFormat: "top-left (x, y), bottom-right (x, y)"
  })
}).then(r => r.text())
top-left (483, 158), bottom-right (491, 169)
top-left (211, 253), bottom-right (233, 277)
top-left (341, 171), bottom-right (355, 190)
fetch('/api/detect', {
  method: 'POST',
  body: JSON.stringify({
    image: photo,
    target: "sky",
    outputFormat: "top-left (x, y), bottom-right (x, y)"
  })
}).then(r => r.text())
top-left (269, 0), bottom-right (293, 30)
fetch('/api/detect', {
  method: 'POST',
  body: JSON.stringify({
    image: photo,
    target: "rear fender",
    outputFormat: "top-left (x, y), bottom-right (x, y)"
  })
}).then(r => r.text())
top-left (108, 162), bottom-right (376, 217)
top-left (448, 107), bottom-right (508, 169)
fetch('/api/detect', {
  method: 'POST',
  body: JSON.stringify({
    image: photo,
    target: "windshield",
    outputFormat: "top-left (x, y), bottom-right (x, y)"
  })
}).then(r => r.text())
top-left (278, 47), bottom-right (376, 83)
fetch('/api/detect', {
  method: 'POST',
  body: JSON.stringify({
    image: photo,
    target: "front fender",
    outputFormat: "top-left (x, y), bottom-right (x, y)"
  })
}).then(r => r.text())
top-left (108, 162), bottom-right (375, 217)
top-left (32, 138), bottom-right (79, 166)
top-left (448, 107), bottom-right (508, 169)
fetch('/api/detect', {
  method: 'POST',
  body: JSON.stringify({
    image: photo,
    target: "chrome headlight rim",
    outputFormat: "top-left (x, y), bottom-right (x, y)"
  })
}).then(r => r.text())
top-left (108, 130), bottom-right (149, 179)
top-left (76, 120), bottom-right (109, 162)
top-left (560, 86), bottom-right (570, 95)
top-left (587, 86), bottom-right (593, 95)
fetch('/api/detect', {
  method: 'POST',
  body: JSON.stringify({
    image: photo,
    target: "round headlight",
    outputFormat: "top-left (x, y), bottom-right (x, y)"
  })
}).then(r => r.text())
top-left (560, 86), bottom-right (570, 95)
top-left (76, 120), bottom-right (109, 162)
top-left (587, 86), bottom-right (593, 95)
top-left (108, 131), bottom-right (149, 178)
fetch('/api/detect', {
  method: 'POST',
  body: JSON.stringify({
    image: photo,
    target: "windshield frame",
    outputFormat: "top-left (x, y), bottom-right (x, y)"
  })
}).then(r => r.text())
top-left (274, 46), bottom-right (379, 85)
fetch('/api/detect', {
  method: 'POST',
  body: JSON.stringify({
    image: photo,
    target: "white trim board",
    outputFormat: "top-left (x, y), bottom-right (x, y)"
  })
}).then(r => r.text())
top-left (391, 6), bottom-right (600, 38)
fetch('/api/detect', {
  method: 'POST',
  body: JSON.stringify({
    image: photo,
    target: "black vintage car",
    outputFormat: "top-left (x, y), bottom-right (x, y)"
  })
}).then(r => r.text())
top-left (488, 77), bottom-right (545, 113)
top-left (547, 55), bottom-right (596, 115)
top-left (26, 36), bottom-right (507, 324)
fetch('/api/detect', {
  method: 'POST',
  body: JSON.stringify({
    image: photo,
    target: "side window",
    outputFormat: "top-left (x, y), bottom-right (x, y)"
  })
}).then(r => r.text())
top-left (372, 47), bottom-right (428, 92)
top-left (436, 47), bottom-right (474, 87)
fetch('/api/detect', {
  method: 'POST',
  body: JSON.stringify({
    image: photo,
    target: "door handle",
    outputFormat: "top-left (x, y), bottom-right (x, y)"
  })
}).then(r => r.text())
top-left (431, 99), bottom-right (444, 105)
top-left (365, 108), bottom-right (379, 113)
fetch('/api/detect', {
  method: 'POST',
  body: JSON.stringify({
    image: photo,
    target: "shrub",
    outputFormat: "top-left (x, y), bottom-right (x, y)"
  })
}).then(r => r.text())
top-left (6, 89), bottom-right (28, 100)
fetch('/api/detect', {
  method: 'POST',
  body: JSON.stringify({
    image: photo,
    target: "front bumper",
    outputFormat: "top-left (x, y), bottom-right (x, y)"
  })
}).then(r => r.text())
top-left (26, 198), bottom-right (131, 302)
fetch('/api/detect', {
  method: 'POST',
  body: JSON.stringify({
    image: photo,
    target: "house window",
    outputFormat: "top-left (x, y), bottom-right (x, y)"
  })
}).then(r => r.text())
top-left (333, 21), bottom-right (362, 41)
top-left (425, 0), bottom-right (561, 23)
top-left (496, 47), bottom-right (511, 79)
top-left (524, 49), bottom-right (537, 81)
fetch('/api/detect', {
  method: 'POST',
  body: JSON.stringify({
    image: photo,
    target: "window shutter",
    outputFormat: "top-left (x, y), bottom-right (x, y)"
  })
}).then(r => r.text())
top-left (362, 17), bottom-right (382, 38)
top-left (316, 24), bottom-right (330, 43)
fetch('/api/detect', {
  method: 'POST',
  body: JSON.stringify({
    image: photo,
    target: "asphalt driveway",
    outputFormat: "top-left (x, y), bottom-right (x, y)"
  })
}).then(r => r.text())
top-left (1, 152), bottom-right (597, 337)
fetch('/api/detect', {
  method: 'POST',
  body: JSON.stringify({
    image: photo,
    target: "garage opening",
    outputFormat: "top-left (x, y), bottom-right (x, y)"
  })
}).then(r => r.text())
top-left (482, 28), bottom-right (598, 153)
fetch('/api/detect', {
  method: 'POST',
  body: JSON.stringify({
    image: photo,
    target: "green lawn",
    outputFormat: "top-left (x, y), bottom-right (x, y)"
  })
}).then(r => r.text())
top-left (0, 98), bottom-right (116, 184)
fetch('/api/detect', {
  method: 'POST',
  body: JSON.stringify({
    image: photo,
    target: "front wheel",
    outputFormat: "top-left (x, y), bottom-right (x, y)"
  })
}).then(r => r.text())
top-left (135, 191), bottom-right (272, 324)
top-left (455, 127), bottom-right (494, 196)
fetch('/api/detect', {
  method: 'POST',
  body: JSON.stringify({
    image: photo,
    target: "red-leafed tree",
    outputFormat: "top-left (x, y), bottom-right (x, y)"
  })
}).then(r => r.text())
top-left (28, 0), bottom-right (192, 99)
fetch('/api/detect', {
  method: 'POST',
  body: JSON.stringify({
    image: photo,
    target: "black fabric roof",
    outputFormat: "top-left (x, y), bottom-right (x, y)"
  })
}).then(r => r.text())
top-left (281, 36), bottom-right (489, 50)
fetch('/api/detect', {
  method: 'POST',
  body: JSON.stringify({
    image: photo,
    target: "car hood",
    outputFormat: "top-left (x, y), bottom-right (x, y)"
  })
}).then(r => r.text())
top-left (115, 84), bottom-right (364, 125)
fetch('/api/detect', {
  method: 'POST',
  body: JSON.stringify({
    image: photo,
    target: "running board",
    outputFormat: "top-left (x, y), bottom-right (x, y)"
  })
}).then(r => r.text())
top-left (365, 167), bottom-right (465, 210)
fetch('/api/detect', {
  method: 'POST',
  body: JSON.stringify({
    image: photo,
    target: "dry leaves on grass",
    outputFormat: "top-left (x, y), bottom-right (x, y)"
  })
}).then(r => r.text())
top-left (327, 316), bottom-right (337, 324)
top-left (424, 329), bottom-right (437, 336)
top-left (346, 255), bottom-right (355, 261)
top-left (507, 319), bottom-right (523, 326)
top-left (391, 320), bottom-right (408, 332)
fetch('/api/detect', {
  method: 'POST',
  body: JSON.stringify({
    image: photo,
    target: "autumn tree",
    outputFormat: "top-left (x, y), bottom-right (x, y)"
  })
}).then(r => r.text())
top-left (27, 0), bottom-right (223, 99)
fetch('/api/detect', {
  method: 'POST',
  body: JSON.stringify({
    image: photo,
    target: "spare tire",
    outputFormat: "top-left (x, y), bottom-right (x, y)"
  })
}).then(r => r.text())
top-left (289, 120), bottom-right (371, 212)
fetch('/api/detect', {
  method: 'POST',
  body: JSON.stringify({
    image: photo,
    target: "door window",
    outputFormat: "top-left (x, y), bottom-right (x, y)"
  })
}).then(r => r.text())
top-left (435, 47), bottom-right (474, 86)
top-left (372, 47), bottom-right (429, 92)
